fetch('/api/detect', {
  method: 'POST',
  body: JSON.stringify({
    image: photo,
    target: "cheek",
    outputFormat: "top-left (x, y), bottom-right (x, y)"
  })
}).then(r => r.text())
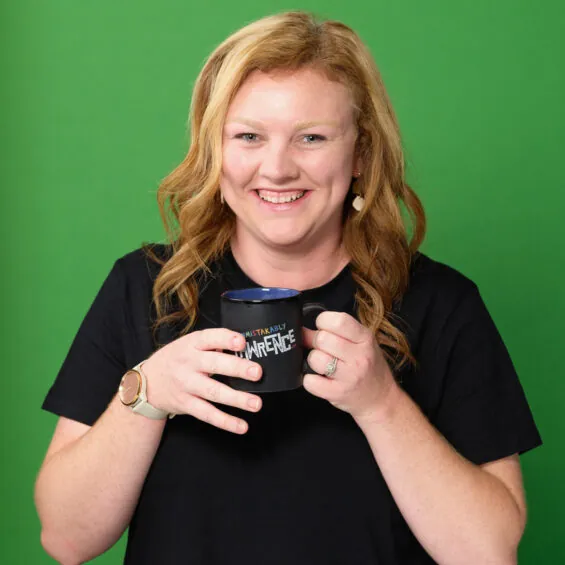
top-left (300, 152), bottom-right (354, 191)
top-left (222, 145), bottom-right (257, 186)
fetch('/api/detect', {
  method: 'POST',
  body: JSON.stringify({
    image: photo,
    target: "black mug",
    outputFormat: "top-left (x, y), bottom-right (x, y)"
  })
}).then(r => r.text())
top-left (220, 287), bottom-right (326, 393)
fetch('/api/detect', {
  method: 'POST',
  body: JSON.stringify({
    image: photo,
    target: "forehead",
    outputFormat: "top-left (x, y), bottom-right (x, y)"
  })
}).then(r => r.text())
top-left (226, 68), bottom-right (355, 125)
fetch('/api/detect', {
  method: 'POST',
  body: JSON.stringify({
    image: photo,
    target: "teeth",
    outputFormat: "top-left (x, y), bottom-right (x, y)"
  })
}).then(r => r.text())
top-left (258, 191), bottom-right (305, 204)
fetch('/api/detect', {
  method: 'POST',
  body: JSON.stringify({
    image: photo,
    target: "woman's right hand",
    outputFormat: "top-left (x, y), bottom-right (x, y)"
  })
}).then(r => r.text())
top-left (141, 329), bottom-right (262, 434)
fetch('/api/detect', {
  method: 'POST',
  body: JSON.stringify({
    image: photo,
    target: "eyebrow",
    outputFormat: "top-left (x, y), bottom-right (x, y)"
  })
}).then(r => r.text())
top-left (226, 117), bottom-right (340, 130)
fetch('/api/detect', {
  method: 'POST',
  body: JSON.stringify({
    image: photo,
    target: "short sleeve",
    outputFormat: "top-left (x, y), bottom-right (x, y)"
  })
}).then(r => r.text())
top-left (432, 285), bottom-right (542, 465)
top-left (42, 260), bottom-right (128, 426)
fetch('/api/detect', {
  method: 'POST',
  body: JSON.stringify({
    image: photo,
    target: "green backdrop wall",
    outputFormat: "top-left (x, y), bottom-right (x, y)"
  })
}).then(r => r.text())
top-left (2, 0), bottom-right (563, 562)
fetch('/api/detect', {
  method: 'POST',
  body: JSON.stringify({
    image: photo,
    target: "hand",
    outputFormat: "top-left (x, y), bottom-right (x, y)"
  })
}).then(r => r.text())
top-left (303, 311), bottom-right (398, 423)
top-left (141, 329), bottom-right (263, 434)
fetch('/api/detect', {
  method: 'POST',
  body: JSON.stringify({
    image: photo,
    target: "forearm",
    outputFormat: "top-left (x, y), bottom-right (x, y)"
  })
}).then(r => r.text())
top-left (355, 383), bottom-right (523, 565)
top-left (35, 395), bottom-right (166, 564)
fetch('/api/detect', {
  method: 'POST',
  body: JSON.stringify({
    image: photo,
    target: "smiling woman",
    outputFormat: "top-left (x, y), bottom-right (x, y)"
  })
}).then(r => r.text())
top-left (152, 13), bottom-right (425, 367)
top-left (36, 10), bottom-right (541, 565)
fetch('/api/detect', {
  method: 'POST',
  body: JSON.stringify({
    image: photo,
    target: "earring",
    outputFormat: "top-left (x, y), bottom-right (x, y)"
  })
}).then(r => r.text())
top-left (220, 192), bottom-right (224, 205)
top-left (353, 169), bottom-right (361, 178)
top-left (352, 195), bottom-right (365, 212)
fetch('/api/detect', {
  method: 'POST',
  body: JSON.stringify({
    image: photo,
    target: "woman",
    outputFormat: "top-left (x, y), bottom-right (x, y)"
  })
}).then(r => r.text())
top-left (35, 11), bottom-right (541, 565)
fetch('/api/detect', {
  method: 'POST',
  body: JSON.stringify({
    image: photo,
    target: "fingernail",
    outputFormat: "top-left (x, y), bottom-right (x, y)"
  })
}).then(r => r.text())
top-left (233, 336), bottom-right (243, 348)
top-left (247, 366), bottom-right (260, 379)
top-left (237, 420), bottom-right (247, 433)
top-left (247, 397), bottom-right (260, 410)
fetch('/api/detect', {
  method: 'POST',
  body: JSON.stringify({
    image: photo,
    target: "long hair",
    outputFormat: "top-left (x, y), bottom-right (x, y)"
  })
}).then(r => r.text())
top-left (147, 11), bottom-right (426, 371)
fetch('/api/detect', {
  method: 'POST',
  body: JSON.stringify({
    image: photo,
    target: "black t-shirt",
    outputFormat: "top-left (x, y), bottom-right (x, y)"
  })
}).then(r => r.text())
top-left (42, 246), bottom-right (542, 564)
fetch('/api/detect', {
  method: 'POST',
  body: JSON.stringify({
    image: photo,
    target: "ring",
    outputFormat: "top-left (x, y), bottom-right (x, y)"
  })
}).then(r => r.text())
top-left (324, 356), bottom-right (338, 378)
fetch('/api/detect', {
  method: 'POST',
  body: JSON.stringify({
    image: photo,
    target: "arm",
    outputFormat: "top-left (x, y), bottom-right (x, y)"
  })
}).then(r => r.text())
top-left (36, 329), bottom-right (264, 565)
top-left (35, 396), bottom-right (166, 565)
top-left (303, 313), bottom-right (529, 565)
top-left (354, 382), bottom-right (526, 565)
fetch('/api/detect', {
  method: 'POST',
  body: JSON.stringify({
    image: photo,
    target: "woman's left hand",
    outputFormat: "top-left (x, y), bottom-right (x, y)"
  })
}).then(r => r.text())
top-left (303, 311), bottom-right (398, 423)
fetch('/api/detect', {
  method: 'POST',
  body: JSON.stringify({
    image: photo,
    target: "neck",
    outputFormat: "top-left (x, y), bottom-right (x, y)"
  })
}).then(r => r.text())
top-left (230, 231), bottom-right (350, 291)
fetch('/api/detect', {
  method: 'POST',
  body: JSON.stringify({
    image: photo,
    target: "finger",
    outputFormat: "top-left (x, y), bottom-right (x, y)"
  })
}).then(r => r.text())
top-left (181, 394), bottom-right (250, 434)
top-left (190, 328), bottom-right (246, 352)
top-left (307, 349), bottom-right (339, 378)
top-left (315, 311), bottom-right (370, 344)
top-left (189, 375), bottom-right (262, 413)
top-left (302, 327), bottom-right (316, 349)
top-left (302, 372), bottom-right (338, 400)
top-left (312, 329), bottom-right (354, 361)
top-left (198, 350), bottom-right (262, 381)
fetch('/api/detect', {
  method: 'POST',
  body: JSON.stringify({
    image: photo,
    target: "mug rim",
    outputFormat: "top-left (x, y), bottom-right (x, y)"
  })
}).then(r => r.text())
top-left (221, 287), bottom-right (301, 303)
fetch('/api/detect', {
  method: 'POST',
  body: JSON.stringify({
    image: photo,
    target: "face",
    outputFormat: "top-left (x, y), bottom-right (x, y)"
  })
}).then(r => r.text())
top-left (220, 67), bottom-right (360, 250)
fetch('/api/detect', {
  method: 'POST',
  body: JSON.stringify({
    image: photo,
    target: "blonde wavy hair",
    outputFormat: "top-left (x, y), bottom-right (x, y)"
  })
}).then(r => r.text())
top-left (148, 11), bottom-right (426, 371)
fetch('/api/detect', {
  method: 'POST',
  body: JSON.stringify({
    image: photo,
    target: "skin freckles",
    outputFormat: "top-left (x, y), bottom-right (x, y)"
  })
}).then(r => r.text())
top-left (220, 67), bottom-right (361, 252)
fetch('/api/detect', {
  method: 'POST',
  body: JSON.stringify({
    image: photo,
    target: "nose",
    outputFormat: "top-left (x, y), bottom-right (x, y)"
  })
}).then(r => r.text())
top-left (259, 141), bottom-right (300, 184)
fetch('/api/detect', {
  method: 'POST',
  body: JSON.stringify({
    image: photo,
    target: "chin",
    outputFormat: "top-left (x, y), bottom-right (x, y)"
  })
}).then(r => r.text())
top-left (256, 227), bottom-right (311, 249)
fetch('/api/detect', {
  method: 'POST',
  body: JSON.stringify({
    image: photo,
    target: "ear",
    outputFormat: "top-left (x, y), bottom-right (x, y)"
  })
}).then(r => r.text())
top-left (353, 155), bottom-right (363, 177)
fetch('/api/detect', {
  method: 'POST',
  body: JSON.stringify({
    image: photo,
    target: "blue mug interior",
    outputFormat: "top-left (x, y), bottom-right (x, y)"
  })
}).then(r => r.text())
top-left (222, 287), bottom-right (300, 302)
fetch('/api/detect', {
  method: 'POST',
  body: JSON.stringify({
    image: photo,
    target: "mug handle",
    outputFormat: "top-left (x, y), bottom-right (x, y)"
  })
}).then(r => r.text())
top-left (302, 302), bottom-right (327, 375)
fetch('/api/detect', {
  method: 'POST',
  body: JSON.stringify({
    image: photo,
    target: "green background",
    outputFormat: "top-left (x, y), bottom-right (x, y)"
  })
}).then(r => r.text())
top-left (2, 0), bottom-right (563, 562)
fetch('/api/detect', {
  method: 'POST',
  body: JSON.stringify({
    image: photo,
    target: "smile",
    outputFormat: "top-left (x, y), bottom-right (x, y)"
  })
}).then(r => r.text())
top-left (256, 190), bottom-right (306, 204)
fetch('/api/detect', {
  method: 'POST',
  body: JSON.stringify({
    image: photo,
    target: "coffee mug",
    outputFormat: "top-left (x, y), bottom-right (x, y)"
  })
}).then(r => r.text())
top-left (219, 287), bottom-right (326, 393)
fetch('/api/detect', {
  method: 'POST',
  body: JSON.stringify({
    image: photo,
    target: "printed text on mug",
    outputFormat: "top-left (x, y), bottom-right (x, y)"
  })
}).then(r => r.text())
top-left (235, 325), bottom-right (296, 360)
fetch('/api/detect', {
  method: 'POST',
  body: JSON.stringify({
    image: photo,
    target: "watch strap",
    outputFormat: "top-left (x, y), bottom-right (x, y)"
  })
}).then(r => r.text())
top-left (132, 401), bottom-right (169, 420)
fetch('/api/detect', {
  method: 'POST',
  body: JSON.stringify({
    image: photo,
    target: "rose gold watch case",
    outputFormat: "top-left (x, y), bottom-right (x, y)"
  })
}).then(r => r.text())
top-left (119, 370), bottom-right (142, 406)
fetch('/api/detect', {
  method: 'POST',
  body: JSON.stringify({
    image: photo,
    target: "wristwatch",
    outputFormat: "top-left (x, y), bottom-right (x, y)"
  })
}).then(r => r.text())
top-left (118, 361), bottom-right (169, 420)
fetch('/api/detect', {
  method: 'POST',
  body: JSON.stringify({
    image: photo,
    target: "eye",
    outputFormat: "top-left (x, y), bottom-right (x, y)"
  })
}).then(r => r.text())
top-left (235, 133), bottom-right (259, 142)
top-left (302, 134), bottom-right (325, 144)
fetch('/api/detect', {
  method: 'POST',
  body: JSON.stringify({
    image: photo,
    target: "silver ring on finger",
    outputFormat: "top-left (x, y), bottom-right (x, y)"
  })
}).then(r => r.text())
top-left (324, 356), bottom-right (339, 378)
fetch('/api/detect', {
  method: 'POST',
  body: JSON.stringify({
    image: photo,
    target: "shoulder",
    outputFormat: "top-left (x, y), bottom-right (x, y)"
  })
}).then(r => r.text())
top-left (113, 243), bottom-right (172, 282)
top-left (406, 251), bottom-right (479, 307)
top-left (395, 252), bottom-right (484, 343)
top-left (96, 243), bottom-right (173, 305)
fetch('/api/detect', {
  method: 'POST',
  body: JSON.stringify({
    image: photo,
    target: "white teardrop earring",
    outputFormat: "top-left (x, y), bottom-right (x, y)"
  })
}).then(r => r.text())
top-left (352, 195), bottom-right (365, 212)
top-left (220, 192), bottom-right (225, 205)
top-left (351, 170), bottom-right (364, 211)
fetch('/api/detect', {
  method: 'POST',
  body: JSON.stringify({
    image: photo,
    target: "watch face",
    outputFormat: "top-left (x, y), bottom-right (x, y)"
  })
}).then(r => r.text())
top-left (119, 371), bottom-right (141, 406)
